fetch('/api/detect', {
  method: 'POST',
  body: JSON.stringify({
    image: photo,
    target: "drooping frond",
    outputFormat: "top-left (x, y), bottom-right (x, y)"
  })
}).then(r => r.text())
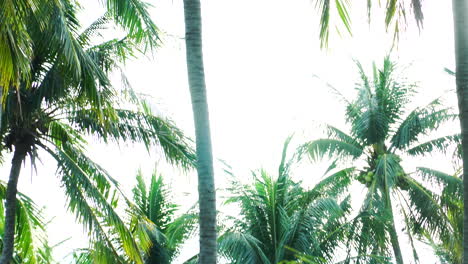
top-left (384, 0), bottom-right (424, 29)
top-left (164, 212), bottom-right (198, 253)
top-left (300, 139), bottom-right (363, 162)
top-left (104, 0), bottom-right (160, 50)
top-left (0, 0), bottom-right (40, 88)
top-left (291, 196), bottom-right (350, 260)
top-left (315, 0), bottom-right (331, 48)
top-left (413, 167), bottom-right (462, 263)
top-left (390, 99), bottom-right (455, 151)
top-left (42, 143), bottom-right (145, 264)
top-left (323, 124), bottom-right (363, 148)
top-left (308, 166), bottom-right (354, 199)
top-left (0, 181), bottom-right (52, 263)
top-left (69, 108), bottom-right (195, 168)
top-left (397, 175), bottom-right (450, 238)
top-left (347, 186), bottom-right (391, 260)
top-left (416, 167), bottom-right (462, 194)
top-left (78, 15), bottom-right (110, 45)
top-left (314, 0), bottom-right (352, 48)
top-left (406, 134), bottom-right (461, 157)
top-left (218, 232), bottom-right (271, 264)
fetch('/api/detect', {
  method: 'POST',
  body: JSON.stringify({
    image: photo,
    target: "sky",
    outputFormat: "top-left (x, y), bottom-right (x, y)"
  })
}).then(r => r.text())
top-left (0, 0), bottom-right (460, 263)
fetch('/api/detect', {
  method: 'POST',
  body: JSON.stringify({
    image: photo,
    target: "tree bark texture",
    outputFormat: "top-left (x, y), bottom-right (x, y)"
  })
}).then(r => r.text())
top-left (452, 1), bottom-right (468, 263)
top-left (0, 144), bottom-right (27, 264)
top-left (182, 0), bottom-right (217, 263)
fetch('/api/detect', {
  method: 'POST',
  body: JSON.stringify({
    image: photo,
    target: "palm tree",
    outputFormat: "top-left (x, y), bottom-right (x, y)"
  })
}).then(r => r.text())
top-left (0, 2), bottom-right (194, 263)
top-left (0, 181), bottom-right (52, 264)
top-left (71, 169), bottom-right (198, 264)
top-left (218, 138), bottom-right (352, 264)
top-left (315, 1), bottom-right (468, 262)
top-left (300, 58), bottom-right (458, 264)
top-left (132, 169), bottom-right (197, 263)
top-left (182, 0), bottom-right (217, 262)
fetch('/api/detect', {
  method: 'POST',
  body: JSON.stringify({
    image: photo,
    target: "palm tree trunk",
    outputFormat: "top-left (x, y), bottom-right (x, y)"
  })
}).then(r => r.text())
top-left (388, 216), bottom-right (404, 264)
top-left (182, 0), bottom-right (217, 263)
top-left (0, 144), bottom-right (27, 264)
top-left (385, 190), bottom-right (404, 264)
top-left (452, 1), bottom-right (468, 264)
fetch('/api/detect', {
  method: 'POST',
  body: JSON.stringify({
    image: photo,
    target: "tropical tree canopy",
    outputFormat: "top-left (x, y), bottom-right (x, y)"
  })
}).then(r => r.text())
top-left (301, 57), bottom-right (459, 263)
top-left (0, 1), bottom-right (194, 263)
top-left (219, 138), bottom-right (352, 264)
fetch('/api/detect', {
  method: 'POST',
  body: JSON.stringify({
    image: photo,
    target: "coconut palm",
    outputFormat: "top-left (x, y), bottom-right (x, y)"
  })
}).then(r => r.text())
top-left (316, 2), bottom-right (468, 262)
top-left (182, 0), bottom-right (217, 262)
top-left (0, 2), bottom-right (194, 263)
top-left (218, 138), bottom-right (352, 264)
top-left (300, 57), bottom-right (458, 264)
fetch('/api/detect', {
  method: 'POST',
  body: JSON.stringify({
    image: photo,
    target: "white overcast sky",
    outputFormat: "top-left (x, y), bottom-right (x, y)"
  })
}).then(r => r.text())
top-left (0, 0), bottom-right (460, 263)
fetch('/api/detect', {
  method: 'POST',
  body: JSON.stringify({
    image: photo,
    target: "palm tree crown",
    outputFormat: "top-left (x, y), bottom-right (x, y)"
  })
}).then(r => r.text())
top-left (301, 57), bottom-right (458, 263)
top-left (219, 138), bottom-right (352, 264)
top-left (0, 2), bottom-right (194, 263)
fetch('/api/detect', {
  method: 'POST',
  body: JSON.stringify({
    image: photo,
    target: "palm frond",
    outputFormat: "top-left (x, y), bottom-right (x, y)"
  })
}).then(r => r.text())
top-left (300, 138), bottom-right (363, 162)
top-left (323, 124), bottom-right (363, 148)
top-left (218, 232), bottom-right (271, 264)
top-left (384, 0), bottom-right (424, 29)
top-left (314, 0), bottom-right (352, 48)
top-left (130, 169), bottom-right (197, 263)
top-left (69, 108), bottom-right (195, 168)
top-left (391, 99), bottom-right (455, 151)
top-left (104, 0), bottom-right (160, 50)
top-left (398, 176), bottom-right (450, 238)
top-left (406, 134), bottom-right (460, 156)
top-left (42, 143), bottom-right (145, 264)
top-left (374, 153), bottom-right (402, 189)
top-left (78, 14), bottom-right (110, 45)
top-left (416, 167), bottom-right (462, 197)
top-left (308, 166), bottom-right (354, 199)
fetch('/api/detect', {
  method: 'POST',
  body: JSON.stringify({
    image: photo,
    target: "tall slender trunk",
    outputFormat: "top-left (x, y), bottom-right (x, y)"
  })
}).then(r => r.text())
top-left (0, 144), bottom-right (27, 264)
top-left (385, 189), bottom-right (404, 264)
top-left (388, 214), bottom-right (404, 264)
top-left (452, 1), bottom-right (468, 264)
top-left (182, 0), bottom-right (217, 263)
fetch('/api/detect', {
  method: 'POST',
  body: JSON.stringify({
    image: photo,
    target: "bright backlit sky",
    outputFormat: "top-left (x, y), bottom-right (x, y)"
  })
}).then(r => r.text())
top-left (0, 0), bottom-right (460, 263)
